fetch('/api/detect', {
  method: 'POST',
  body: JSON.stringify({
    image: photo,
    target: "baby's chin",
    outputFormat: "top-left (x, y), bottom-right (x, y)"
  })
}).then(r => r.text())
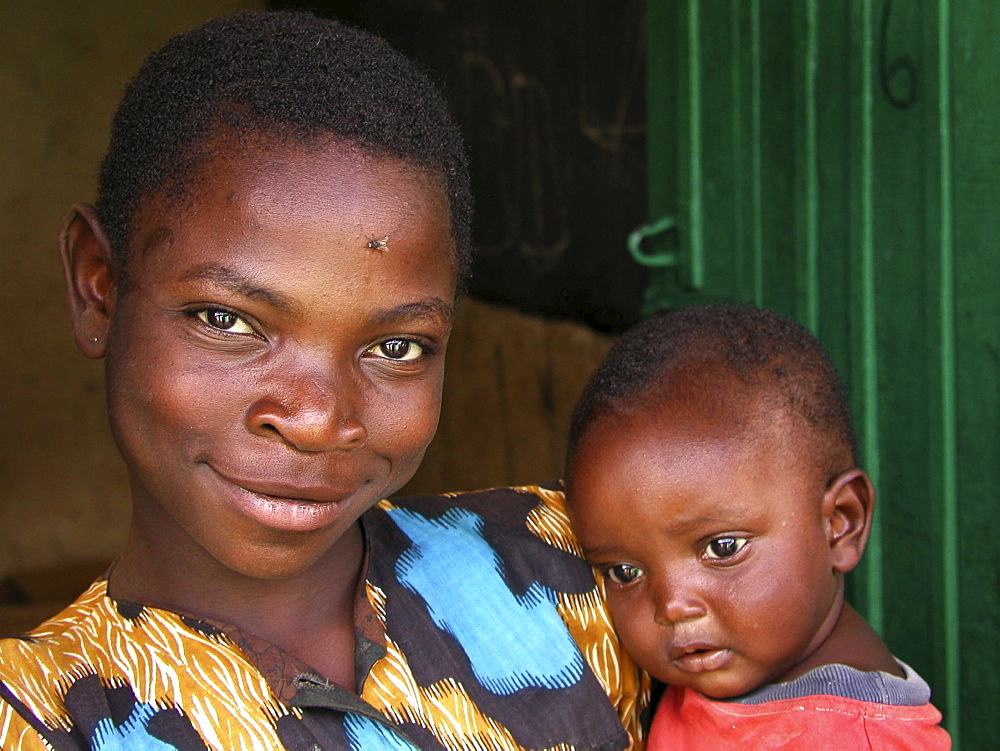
top-left (654, 666), bottom-right (767, 700)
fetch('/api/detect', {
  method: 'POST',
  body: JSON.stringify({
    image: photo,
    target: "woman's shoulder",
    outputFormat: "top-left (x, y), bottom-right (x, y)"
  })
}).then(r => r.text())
top-left (0, 579), bottom-right (115, 744)
top-left (379, 483), bottom-right (575, 544)
top-left (0, 578), bottom-right (110, 661)
top-left (373, 483), bottom-right (590, 583)
top-left (0, 578), bottom-right (296, 749)
top-left (382, 481), bottom-right (568, 516)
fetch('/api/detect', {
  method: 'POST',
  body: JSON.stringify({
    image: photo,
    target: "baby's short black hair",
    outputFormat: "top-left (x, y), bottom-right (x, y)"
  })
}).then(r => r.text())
top-left (97, 10), bottom-right (472, 284)
top-left (567, 304), bottom-right (858, 479)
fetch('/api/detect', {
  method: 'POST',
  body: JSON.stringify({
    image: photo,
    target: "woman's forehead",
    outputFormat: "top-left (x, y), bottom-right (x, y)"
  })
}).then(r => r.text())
top-left (180, 134), bottom-right (447, 209)
top-left (130, 138), bottom-right (455, 272)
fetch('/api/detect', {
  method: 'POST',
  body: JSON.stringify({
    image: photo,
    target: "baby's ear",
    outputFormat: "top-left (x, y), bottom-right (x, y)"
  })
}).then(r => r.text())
top-left (58, 204), bottom-right (117, 359)
top-left (822, 468), bottom-right (875, 574)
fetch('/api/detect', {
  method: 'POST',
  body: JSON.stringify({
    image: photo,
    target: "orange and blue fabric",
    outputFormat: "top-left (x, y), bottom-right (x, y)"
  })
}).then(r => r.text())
top-left (0, 485), bottom-right (648, 750)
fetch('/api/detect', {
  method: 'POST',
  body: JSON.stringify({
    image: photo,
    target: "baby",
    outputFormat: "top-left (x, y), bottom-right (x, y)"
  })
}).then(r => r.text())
top-left (564, 304), bottom-right (950, 748)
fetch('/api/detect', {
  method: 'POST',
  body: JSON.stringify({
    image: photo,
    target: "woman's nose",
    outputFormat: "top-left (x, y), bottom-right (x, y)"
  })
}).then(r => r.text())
top-left (245, 362), bottom-right (368, 452)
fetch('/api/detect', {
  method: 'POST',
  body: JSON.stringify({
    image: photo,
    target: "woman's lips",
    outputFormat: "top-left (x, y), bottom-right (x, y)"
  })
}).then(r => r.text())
top-left (670, 645), bottom-right (733, 673)
top-left (209, 466), bottom-right (360, 532)
top-left (229, 479), bottom-right (350, 504)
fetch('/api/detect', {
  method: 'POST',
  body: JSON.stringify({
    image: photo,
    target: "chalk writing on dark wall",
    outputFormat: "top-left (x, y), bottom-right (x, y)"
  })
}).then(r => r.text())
top-left (364, 1), bottom-right (650, 331)
top-left (268, 0), bottom-right (649, 331)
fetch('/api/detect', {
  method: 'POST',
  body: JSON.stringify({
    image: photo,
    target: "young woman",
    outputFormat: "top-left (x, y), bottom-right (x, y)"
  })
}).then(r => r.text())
top-left (0, 12), bottom-right (645, 750)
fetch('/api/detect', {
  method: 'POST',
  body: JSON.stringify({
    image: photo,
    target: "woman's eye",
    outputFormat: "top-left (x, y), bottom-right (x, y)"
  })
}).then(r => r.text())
top-left (373, 338), bottom-right (424, 361)
top-left (704, 536), bottom-right (748, 560)
top-left (604, 564), bottom-right (644, 585)
top-left (196, 309), bottom-right (254, 335)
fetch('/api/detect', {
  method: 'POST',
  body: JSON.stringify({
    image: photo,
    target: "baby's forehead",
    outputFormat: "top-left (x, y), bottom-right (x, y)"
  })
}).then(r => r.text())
top-left (636, 382), bottom-right (832, 488)
top-left (641, 360), bottom-right (772, 424)
top-left (636, 369), bottom-right (824, 471)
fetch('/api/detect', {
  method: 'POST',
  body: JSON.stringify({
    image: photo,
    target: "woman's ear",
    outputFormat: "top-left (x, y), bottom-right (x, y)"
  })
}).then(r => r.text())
top-left (823, 468), bottom-right (876, 574)
top-left (58, 204), bottom-right (118, 359)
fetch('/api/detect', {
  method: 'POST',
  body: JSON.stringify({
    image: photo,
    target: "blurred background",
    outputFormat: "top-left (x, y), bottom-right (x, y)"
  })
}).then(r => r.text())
top-left (1, 2), bottom-right (996, 746)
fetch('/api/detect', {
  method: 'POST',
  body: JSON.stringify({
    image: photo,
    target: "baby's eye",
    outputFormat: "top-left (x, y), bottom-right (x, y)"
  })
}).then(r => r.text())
top-left (604, 564), bottom-right (644, 585)
top-left (372, 338), bottom-right (424, 361)
top-left (703, 536), bottom-right (748, 560)
top-left (197, 309), bottom-right (254, 335)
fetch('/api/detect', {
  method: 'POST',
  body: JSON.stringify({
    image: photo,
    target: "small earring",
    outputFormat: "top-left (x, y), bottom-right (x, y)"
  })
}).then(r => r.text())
top-left (92, 337), bottom-right (99, 343)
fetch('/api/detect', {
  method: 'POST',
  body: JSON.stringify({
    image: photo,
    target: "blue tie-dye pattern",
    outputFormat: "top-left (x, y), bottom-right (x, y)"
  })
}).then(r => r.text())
top-left (90, 701), bottom-right (177, 750)
top-left (344, 713), bottom-right (419, 750)
top-left (388, 506), bottom-right (584, 695)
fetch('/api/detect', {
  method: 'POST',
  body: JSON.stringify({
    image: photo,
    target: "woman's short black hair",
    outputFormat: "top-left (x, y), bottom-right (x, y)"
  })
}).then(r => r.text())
top-left (96, 10), bottom-right (473, 284)
top-left (566, 304), bottom-right (858, 478)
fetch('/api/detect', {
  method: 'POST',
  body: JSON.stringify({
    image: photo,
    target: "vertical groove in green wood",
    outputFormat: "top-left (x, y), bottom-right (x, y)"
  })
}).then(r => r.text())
top-left (937, 0), bottom-right (960, 743)
top-left (687, 0), bottom-right (704, 289)
top-left (804, 0), bottom-right (819, 332)
top-left (731, 0), bottom-right (743, 291)
top-left (859, 0), bottom-right (884, 633)
top-left (645, 0), bottom-right (671, 222)
top-left (751, 0), bottom-right (763, 305)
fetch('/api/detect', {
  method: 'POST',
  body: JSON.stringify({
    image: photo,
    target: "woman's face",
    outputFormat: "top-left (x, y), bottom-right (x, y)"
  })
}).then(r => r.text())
top-left (102, 140), bottom-right (457, 581)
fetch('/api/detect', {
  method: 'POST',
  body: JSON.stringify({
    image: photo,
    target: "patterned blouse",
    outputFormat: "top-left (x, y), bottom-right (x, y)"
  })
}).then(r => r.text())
top-left (0, 485), bottom-right (648, 750)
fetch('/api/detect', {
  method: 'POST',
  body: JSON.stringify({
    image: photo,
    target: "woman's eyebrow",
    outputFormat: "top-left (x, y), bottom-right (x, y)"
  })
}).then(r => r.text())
top-left (179, 263), bottom-right (296, 313)
top-left (178, 263), bottom-right (453, 325)
top-left (368, 299), bottom-right (455, 327)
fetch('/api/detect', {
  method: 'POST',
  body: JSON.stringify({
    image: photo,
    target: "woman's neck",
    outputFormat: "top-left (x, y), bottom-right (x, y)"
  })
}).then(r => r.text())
top-left (109, 517), bottom-right (365, 690)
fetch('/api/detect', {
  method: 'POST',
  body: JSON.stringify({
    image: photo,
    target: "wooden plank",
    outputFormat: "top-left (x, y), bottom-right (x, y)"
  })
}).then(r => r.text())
top-left (949, 1), bottom-right (1000, 742)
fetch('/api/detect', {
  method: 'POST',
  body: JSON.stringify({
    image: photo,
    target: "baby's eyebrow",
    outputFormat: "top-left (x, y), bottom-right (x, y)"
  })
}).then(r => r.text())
top-left (663, 515), bottom-right (735, 536)
top-left (179, 263), bottom-right (296, 313)
top-left (579, 546), bottom-right (613, 560)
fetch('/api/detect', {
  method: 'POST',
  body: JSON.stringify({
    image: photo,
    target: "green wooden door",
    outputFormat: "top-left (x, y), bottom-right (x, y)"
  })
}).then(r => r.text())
top-left (642, 1), bottom-right (999, 746)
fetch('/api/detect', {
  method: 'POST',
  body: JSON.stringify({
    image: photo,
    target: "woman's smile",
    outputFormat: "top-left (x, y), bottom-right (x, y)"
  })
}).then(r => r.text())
top-left (205, 463), bottom-right (370, 534)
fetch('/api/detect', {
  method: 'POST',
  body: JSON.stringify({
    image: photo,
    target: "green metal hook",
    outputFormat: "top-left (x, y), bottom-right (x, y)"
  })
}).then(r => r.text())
top-left (627, 215), bottom-right (678, 267)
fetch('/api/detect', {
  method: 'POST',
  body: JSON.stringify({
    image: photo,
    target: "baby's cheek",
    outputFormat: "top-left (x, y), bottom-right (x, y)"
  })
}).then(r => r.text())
top-left (608, 597), bottom-right (664, 675)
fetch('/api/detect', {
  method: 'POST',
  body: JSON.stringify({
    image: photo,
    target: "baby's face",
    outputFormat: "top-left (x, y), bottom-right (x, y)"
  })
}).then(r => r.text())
top-left (102, 139), bottom-right (456, 581)
top-left (567, 405), bottom-right (843, 698)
